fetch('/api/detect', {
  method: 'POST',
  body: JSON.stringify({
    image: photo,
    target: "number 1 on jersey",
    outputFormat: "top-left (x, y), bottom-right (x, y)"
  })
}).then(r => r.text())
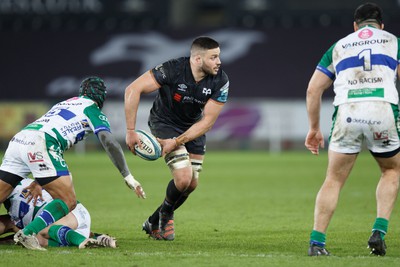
top-left (358, 49), bottom-right (372, 71)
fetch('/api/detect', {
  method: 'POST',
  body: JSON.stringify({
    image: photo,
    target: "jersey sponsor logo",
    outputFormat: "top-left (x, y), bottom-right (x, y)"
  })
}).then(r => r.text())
top-left (36, 118), bottom-right (50, 123)
top-left (341, 39), bottom-right (389, 49)
top-left (182, 96), bottom-right (206, 105)
top-left (27, 152), bottom-right (44, 163)
top-left (202, 88), bottom-right (212, 95)
top-left (174, 93), bottom-right (182, 102)
top-left (59, 100), bottom-right (83, 106)
top-left (346, 117), bottom-right (381, 125)
top-left (358, 29), bottom-right (373, 39)
top-left (373, 130), bottom-right (389, 140)
top-left (382, 140), bottom-right (391, 146)
top-left (155, 64), bottom-right (167, 79)
top-left (11, 137), bottom-right (35, 146)
top-left (217, 82), bottom-right (229, 103)
top-left (39, 163), bottom-right (50, 171)
top-left (347, 88), bottom-right (384, 99)
top-left (20, 189), bottom-right (30, 199)
top-left (59, 121), bottom-right (84, 137)
top-left (80, 119), bottom-right (90, 128)
top-left (98, 115), bottom-right (108, 122)
top-left (178, 84), bottom-right (187, 92)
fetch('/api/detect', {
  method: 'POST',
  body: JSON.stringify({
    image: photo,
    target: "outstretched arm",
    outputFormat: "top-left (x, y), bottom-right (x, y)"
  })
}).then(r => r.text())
top-left (97, 131), bottom-right (146, 199)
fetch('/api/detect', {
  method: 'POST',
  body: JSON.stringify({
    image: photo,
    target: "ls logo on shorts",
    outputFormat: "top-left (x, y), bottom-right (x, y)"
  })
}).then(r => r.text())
top-left (27, 152), bottom-right (44, 163)
top-left (373, 131), bottom-right (389, 140)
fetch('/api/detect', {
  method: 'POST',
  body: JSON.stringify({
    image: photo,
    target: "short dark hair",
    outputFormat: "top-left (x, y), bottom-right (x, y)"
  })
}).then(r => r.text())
top-left (191, 36), bottom-right (219, 51)
top-left (354, 2), bottom-right (383, 25)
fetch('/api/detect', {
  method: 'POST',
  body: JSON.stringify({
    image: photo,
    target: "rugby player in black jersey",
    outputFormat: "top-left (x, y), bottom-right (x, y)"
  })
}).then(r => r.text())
top-left (125, 36), bottom-right (229, 240)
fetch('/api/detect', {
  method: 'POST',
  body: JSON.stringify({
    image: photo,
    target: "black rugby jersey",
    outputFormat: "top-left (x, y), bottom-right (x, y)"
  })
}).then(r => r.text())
top-left (149, 57), bottom-right (229, 130)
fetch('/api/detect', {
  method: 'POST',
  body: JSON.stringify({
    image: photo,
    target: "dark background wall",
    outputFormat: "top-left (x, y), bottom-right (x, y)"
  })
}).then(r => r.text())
top-left (1, 0), bottom-right (399, 102)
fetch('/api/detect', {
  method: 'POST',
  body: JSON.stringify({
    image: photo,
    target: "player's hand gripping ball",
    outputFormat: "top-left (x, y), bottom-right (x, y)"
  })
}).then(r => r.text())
top-left (134, 129), bottom-right (162, 161)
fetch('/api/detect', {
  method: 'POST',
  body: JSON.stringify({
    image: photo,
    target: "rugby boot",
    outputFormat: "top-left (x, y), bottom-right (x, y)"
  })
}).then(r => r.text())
top-left (159, 211), bottom-right (175, 241)
top-left (308, 244), bottom-right (330, 256)
top-left (142, 218), bottom-right (162, 240)
top-left (368, 231), bottom-right (386, 256)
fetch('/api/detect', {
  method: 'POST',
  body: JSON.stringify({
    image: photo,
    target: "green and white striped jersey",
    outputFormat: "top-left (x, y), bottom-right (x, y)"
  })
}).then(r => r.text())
top-left (24, 96), bottom-right (111, 151)
top-left (317, 25), bottom-right (400, 106)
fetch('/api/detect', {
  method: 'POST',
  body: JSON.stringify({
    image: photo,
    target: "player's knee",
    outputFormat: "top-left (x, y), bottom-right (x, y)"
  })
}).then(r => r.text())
top-left (60, 195), bottom-right (77, 211)
top-left (67, 198), bottom-right (77, 211)
top-left (186, 179), bottom-right (198, 193)
top-left (165, 146), bottom-right (191, 171)
top-left (174, 171), bottom-right (193, 190)
top-left (176, 159), bottom-right (202, 192)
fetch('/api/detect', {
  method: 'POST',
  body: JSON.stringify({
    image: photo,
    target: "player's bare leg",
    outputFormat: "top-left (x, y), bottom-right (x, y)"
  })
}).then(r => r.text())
top-left (374, 154), bottom-right (400, 221)
top-left (37, 211), bottom-right (79, 247)
top-left (0, 179), bottom-right (14, 204)
top-left (309, 151), bottom-right (357, 256)
top-left (368, 153), bottom-right (400, 256)
top-left (41, 175), bottom-right (77, 210)
top-left (313, 151), bottom-right (357, 232)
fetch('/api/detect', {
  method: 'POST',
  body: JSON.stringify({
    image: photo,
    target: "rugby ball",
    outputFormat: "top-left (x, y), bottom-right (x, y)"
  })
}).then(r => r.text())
top-left (134, 129), bottom-right (162, 161)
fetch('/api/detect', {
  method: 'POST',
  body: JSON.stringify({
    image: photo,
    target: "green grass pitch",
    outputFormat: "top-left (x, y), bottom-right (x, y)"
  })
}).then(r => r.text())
top-left (1, 150), bottom-right (399, 266)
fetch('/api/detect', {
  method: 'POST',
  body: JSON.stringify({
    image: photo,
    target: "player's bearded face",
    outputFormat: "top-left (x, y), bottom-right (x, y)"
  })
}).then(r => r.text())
top-left (201, 48), bottom-right (221, 76)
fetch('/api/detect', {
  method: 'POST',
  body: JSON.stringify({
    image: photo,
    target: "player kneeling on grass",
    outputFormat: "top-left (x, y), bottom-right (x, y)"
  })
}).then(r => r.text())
top-left (0, 76), bottom-right (145, 250)
top-left (0, 178), bottom-right (116, 250)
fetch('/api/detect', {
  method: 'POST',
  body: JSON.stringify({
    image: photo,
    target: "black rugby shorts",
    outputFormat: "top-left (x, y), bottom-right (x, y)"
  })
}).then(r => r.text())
top-left (148, 120), bottom-right (206, 155)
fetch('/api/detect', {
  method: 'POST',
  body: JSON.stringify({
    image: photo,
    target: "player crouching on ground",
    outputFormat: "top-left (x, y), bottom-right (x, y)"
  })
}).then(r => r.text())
top-left (0, 178), bottom-right (116, 249)
top-left (0, 76), bottom-right (145, 250)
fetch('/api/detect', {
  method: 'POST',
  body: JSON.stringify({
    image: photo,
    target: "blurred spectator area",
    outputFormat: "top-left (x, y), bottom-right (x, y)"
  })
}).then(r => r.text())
top-left (0, 0), bottom-right (399, 32)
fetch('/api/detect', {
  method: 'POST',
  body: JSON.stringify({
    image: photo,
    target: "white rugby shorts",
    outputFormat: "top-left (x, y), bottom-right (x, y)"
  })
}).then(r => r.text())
top-left (71, 203), bottom-right (91, 238)
top-left (0, 130), bottom-right (68, 178)
top-left (329, 101), bottom-right (400, 154)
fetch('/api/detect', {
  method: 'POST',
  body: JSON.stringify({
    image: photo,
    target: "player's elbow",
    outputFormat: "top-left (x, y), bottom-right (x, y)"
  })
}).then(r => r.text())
top-left (202, 122), bottom-right (215, 134)
top-left (124, 84), bottom-right (135, 101)
top-left (306, 86), bottom-right (322, 101)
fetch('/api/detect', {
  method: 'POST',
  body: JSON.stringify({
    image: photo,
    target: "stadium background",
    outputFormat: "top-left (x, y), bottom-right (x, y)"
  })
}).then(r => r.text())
top-left (1, 0), bottom-right (399, 152)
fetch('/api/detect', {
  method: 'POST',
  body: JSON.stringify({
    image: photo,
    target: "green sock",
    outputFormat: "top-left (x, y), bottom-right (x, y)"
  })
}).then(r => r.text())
top-left (23, 199), bottom-right (69, 235)
top-left (310, 230), bottom-right (326, 247)
top-left (372, 217), bottom-right (388, 240)
top-left (48, 225), bottom-right (86, 247)
top-left (48, 238), bottom-right (61, 247)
